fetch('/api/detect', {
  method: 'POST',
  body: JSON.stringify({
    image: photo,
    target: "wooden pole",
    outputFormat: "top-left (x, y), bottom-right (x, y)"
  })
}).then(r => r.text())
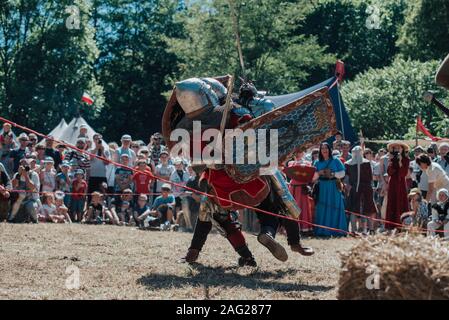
top-left (229, 0), bottom-right (246, 79)
top-left (415, 116), bottom-right (419, 148)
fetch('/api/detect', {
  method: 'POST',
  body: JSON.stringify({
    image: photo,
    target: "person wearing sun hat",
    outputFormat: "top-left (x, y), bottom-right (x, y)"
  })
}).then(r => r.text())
top-left (114, 134), bottom-right (136, 167)
top-left (385, 140), bottom-right (411, 230)
top-left (400, 187), bottom-right (429, 229)
top-left (40, 156), bottom-right (57, 192)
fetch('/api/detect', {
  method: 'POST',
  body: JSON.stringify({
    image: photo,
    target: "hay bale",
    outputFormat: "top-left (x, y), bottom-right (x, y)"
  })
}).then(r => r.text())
top-left (338, 235), bottom-right (449, 300)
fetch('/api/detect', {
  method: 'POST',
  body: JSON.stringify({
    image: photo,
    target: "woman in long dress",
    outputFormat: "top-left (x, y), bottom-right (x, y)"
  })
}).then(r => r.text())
top-left (288, 151), bottom-right (314, 234)
top-left (313, 142), bottom-right (348, 237)
top-left (385, 141), bottom-right (410, 230)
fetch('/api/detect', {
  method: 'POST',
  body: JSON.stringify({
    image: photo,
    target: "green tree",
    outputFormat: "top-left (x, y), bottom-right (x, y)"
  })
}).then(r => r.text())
top-left (169, 0), bottom-right (335, 95)
top-left (342, 58), bottom-right (449, 139)
top-left (397, 0), bottom-right (449, 61)
top-left (297, 0), bottom-right (408, 79)
top-left (93, 0), bottom-right (182, 142)
top-left (0, 0), bottom-right (103, 133)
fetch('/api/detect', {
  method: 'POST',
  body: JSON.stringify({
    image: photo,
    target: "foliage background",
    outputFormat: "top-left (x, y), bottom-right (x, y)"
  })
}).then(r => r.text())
top-left (1, 0), bottom-right (448, 142)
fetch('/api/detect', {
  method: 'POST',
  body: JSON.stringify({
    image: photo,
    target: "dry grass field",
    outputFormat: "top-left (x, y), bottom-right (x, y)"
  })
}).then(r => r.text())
top-left (0, 222), bottom-right (358, 300)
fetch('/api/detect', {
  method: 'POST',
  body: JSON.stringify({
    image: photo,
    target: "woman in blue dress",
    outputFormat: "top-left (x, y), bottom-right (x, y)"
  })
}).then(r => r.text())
top-left (313, 142), bottom-right (348, 237)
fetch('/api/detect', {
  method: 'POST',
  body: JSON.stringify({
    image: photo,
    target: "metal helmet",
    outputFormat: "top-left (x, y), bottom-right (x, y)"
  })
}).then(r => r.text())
top-left (175, 78), bottom-right (219, 114)
top-left (239, 81), bottom-right (258, 103)
top-left (200, 78), bottom-right (228, 104)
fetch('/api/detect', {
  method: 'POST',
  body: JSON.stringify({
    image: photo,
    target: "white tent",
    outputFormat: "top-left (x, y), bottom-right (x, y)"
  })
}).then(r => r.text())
top-left (58, 117), bottom-right (99, 146)
top-left (47, 119), bottom-right (68, 140)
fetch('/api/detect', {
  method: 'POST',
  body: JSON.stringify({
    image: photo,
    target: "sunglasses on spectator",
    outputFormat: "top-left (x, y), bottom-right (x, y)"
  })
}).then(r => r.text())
top-left (161, 188), bottom-right (170, 192)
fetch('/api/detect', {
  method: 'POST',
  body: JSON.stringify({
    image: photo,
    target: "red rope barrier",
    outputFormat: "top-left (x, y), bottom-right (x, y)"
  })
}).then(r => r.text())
top-left (0, 116), bottom-right (354, 236)
top-left (5, 116), bottom-right (443, 236)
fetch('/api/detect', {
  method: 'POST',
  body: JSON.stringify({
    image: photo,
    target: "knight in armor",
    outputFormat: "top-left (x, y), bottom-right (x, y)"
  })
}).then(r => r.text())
top-left (165, 77), bottom-right (314, 266)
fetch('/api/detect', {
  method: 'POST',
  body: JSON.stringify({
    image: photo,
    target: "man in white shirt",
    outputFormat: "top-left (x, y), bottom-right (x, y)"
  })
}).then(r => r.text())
top-left (416, 154), bottom-right (449, 204)
top-left (114, 134), bottom-right (136, 167)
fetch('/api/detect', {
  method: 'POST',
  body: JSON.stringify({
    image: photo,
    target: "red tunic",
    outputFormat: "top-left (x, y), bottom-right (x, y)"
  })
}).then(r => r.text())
top-left (287, 160), bottom-right (314, 232)
top-left (386, 157), bottom-right (410, 229)
top-left (195, 111), bottom-right (270, 210)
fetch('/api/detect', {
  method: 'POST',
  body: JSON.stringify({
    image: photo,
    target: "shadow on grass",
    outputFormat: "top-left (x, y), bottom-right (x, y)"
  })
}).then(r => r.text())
top-left (137, 265), bottom-right (333, 293)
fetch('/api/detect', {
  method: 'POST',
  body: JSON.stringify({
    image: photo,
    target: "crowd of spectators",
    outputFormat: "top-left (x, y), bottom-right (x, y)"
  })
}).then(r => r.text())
top-left (0, 121), bottom-right (447, 240)
top-left (288, 132), bottom-right (449, 239)
top-left (0, 123), bottom-right (198, 231)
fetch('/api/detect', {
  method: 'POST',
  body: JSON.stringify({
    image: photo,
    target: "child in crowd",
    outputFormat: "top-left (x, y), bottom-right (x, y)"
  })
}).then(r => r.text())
top-left (401, 188), bottom-right (429, 231)
top-left (115, 154), bottom-right (134, 194)
top-left (70, 169), bottom-right (87, 222)
top-left (428, 188), bottom-right (449, 239)
top-left (119, 201), bottom-right (133, 225)
top-left (110, 188), bottom-right (134, 225)
top-left (40, 157), bottom-right (56, 192)
top-left (170, 158), bottom-right (190, 220)
top-left (133, 185), bottom-right (176, 230)
top-left (83, 191), bottom-right (116, 225)
top-left (54, 191), bottom-right (71, 223)
top-left (151, 183), bottom-right (176, 230)
top-left (56, 161), bottom-right (72, 207)
top-left (134, 194), bottom-right (156, 228)
top-left (38, 192), bottom-right (57, 222)
top-left (132, 159), bottom-right (153, 200)
top-left (38, 192), bottom-right (69, 223)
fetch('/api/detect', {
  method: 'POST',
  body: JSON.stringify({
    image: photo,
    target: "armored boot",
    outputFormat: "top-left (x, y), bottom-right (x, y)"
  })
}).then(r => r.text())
top-left (290, 244), bottom-right (315, 256)
top-left (178, 218), bottom-right (212, 264)
top-left (236, 245), bottom-right (257, 267)
top-left (179, 248), bottom-right (200, 264)
top-left (257, 232), bottom-right (288, 262)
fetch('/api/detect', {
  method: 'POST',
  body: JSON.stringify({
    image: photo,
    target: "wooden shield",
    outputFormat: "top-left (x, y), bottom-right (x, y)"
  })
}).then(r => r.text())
top-left (224, 87), bottom-right (337, 183)
top-left (436, 54), bottom-right (449, 90)
top-left (283, 165), bottom-right (316, 183)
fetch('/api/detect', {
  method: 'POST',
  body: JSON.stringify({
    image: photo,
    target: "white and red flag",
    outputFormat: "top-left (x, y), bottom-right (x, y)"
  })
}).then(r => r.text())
top-left (81, 92), bottom-right (94, 105)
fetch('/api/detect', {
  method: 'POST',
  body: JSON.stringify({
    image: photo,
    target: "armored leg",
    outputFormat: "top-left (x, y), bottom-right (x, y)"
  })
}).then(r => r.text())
top-left (189, 218), bottom-right (212, 252)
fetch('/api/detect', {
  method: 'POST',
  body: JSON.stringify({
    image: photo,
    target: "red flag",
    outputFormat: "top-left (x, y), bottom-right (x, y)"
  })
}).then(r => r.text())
top-left (416, 116), bottom-right (441, 141)
top-left (335, 60), bottom-right (345, 83)
top-left (81, 92), bottom-right (94, 105)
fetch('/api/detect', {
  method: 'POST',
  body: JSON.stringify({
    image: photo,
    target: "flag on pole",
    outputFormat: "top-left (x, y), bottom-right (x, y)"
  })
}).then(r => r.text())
top-left (335, 60), bottom-right (345, 83)
top-left (81, 92), bottom-right (94, 105)
top-left (416, 116), bottom-right (441, 141)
